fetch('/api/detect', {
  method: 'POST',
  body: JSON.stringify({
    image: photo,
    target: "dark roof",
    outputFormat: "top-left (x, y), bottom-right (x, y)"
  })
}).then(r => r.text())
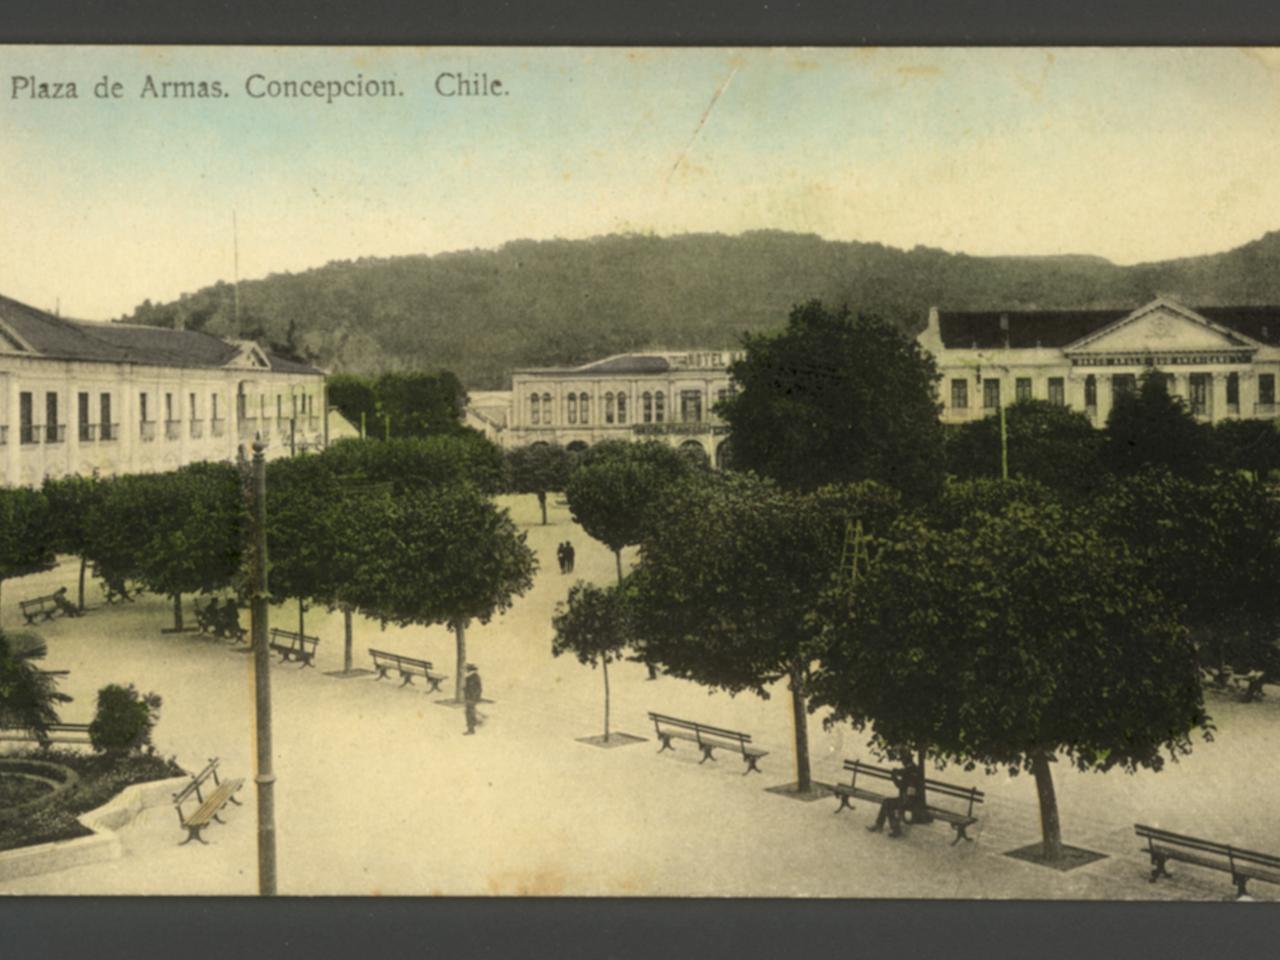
top-left (0, 292), bottom-right (321, 373)
top-left (937, 305), bottom-right (1280, 350)
top-left (937, 309), bottom-right (1129, 350)
top-left (574, 355), bottom-right (672, 375)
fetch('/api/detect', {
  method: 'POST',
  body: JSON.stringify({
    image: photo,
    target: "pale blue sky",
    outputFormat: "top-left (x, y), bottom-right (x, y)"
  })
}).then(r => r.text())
top-left (3, 46), bottom-right (1279, 318)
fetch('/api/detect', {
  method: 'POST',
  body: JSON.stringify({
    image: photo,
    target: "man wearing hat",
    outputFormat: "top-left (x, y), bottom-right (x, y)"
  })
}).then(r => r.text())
top-left (463, 663), bottom-right (483, 735)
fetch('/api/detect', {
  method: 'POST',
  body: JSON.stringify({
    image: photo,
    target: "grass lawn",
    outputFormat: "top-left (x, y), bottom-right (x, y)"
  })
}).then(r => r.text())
top-left (0, 749), bottom-right (184, 852)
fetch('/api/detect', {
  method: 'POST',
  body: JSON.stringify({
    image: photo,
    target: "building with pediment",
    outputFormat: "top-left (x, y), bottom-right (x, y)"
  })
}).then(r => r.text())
top-left (920, 298), bottom-right (1280, 427)
top-left (0, 293), bottom-right (326, 487)
top-left (501, 349), bottom-right (744, 466)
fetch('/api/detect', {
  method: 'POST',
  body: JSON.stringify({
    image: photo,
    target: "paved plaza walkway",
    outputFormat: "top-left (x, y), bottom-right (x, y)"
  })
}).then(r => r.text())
top-left (2, 496), bottom-right (1276, 899)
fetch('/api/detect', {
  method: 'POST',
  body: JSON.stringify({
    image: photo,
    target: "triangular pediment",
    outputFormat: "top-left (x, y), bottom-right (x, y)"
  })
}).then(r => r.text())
top-left (1066, 299), bottom-right (1255, 355)
top-left (227, 340), bottom-right (272, 369)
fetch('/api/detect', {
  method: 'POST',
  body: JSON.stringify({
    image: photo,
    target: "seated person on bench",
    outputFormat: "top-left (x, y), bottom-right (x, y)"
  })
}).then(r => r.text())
top-left (217, 598), bottom-right (243, 638)
top-left (53, 587), bottom-right (82, 618)
top-left (867, 758), bottom-right (922, 838)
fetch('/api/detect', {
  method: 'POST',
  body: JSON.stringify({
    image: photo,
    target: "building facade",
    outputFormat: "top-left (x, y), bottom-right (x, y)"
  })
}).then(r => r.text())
top-left (919, 298), bottom-right (1280, 427)
top-left (500, 350), bottom-right (744, 465)
top-left (1, 294), bottom-right (326, 487)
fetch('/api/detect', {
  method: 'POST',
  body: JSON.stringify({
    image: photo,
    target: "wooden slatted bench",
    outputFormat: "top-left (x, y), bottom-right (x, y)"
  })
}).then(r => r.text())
top-left (647, 711), bottom-right (768, 774)
top-left (368, 648), bottom-right (447, 693)
top-left (1136, 824), bottom-right (1280, 898)
top-left (832, 759), bottom-right (897, 812)
top-left (20, 594), bottom-right (61, 624)
top-left (269, 627), bottom-right (319, 667)
top-left (172, 758), bottom-right (244, 846)
top-left (919, 777), bottom-right (985, 845)
top-left (0, 722), bottom-right (92, 749)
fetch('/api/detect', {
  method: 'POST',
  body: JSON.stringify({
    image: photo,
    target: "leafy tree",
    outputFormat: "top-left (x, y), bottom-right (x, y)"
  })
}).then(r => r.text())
top-left (552, 582), bottom-right (634, 741)
top-left (566, 441), bottom-right (693, 582)
top-left (507, 443), bottom-right (573, 525)
top-left (327, 374), bottom-right (378, 435)
top-left (1102, 371), bottom-right (1212, 480)
top-left (347, 485), bottom-right (537, 702)
top-left (88, 683), bottom-right (162, 756)
top-left (944, 400), bottom-right (1104, 501)
top-left (812, 501), bottom-right (1210, 863)
top-left (718, 300), bottom-right (945, 502)
top-left (922, 476), bottom-right (1059, 533)
top-left (320, 434), bottom-right (506, 496)
top-left (630, 471), bottom-right (900, 792)
top-left (1211, 418), bottom-right (1280, 483)
top-left (374, 370), bottom-right (467, 437)
top-left (43, 474), bottom-right (104, 610)
top-left (0, 631), bottom-right (71, 738)
top-left (0, 488), bottom-right (57, 615)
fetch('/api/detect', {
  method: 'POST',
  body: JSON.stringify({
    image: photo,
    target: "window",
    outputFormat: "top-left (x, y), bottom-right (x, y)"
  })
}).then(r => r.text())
top-left (680, 390), bottom-right (703, 423)
top-left (567, 393), bottom-right (577, 425)
top-left (1015, 378), bottom-right (1032, 402)
top-left (530, 393), bottom-right (540, 426)
top-left (1260, 373), bottom-right (1276, 407)
top-left (78, 392), bottom-right (91, 442)
top-left (100, 393), bottom-right (112, 440)
top-left (212, 393), bottom-right (220, 420)
top-left (655, 391), bottom-right (665, 423)
top-left (579, 392), bottom-right (590, 425)
top-left (642, 392), bottom-right (653, 423)
top-left (950, 379), bottom-right (968, 409)
top-left (982, 379), bottom-right (1000, 410)
top-left (190, 392), bottom-right (198, 421)
top-left (616, 392), bottom-right (627, 424)
top-left (1111, 374), bottom-right (1136, 399)
top-left (1048, 378), bottom-right (1065, 406)
top-left (1227, 372), bottom-right (1240, 410)
top-left (19, 391), bottom-right (33, 444)
top-left (1188, 373), bottom-right (1211, 416)
top-left (236, 389), bottom-right (246, 419)
top-left (276, 395), bottom-right (283, 419)
top-left (165, 392), bottom-right (175, 421)
top-left (1085, 375), bottom-right (1097, 408)
top-left (542, 393), bottom-right (552, 425)
top-left (605, 392), bottom-right (615, 425)
top-left (140, 392), bottom-right (150, 422)
top-left (46, 392), bottom-right (59, 442)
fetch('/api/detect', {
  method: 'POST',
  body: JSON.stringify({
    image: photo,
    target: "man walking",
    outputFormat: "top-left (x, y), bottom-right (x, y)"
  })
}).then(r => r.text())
top-left (563, 540), bottom-right (575, 574)
top-left (463, 663), bottom-right (483, 735)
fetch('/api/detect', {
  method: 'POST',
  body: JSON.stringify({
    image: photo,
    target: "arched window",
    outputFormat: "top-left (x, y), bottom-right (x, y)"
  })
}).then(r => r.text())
top-left (642, 392), bottom-right (653, 423)
top-left (579, 392), bottom-right (590, 425)
top-left (605, 392), bottom-right (615, 424)
top-left (654, 391), bottom-right (665, 423)
top-left (530, 393), bottom-right (541, 425)
top-left (567, 393), bottom-right (577, 425)
top-left (616, 392), bottom-right (627, 424)
top-left (542, 393), bottom-right (553, 425)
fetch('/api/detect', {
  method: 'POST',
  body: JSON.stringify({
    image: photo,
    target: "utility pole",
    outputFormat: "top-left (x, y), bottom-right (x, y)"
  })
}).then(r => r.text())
top-left (250, 440), bottom-right (278, 895)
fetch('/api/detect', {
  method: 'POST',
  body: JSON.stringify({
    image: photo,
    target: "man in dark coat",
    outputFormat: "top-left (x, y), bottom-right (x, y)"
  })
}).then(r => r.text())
top-left (556, 541), bottom-right (567, 574)
top-left (563, 540), bottom-right (575, 573)
top-left (463, 663), bottom-right (483, 735)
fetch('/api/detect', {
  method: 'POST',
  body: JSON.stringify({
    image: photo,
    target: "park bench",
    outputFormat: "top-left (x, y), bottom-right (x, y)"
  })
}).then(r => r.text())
top-left (172, 757), bottom-right (243, 846)
top-left (269, 627), bottom-right (319, 667)
top-left (833, 760), bottom-right (984, 844)
top-left (19, 594), bottom-right (62, 624)
top-left (368, 648), bottom-right (447, 693)
top-left (647, 711), bottom-right (768, 774)
top-left (0, 722), bottom-right (92, 749)
top-left (1135, 824), bottom-right (1280, 898)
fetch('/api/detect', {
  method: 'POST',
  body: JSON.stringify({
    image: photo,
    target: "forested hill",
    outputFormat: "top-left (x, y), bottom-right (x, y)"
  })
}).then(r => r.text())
top-left (118, 230), bottom-right (1280, 389)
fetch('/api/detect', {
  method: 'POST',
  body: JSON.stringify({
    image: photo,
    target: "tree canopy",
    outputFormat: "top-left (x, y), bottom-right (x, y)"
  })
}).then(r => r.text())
top-left (0, 487), bottom-right (57, 612)
top-left (326, 371), bottom-right (466, 438)
top-left (507, 443), bottom-right (573, 525)
top-left (552, 581), bottom-right (635, 742)
top-left (717, 300), bottom-right (945, 502)
top-left (1102, 371), bottom-right (1212, 480)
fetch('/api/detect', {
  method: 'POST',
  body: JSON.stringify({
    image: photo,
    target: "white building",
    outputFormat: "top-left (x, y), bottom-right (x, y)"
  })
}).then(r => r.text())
top-left (919, 297), bottom-right (1280, 427)
top-left (496, 349), bottom-right (744, 466)
top-left (0, 293), bottom-right (326, 487)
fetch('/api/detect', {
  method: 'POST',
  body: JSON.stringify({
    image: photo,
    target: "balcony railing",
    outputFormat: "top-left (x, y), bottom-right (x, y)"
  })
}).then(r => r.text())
top-left (164, 419), bottom-right (181, 441)
top-left (45, 424), bottom-right (66, 444)
top-left (20, 425), bottom-right (38, 445)
top-left (79, 423), bottom-right (98, 442)
top-left (1256, 402), bottom-right (1277, 416)
top-left (211, 418), bottom-right (226, 438)
top-left (307, 416), bottom-right (321, 432)
top-left (238, 417), bottom-right (258, 440)
top-left (101, 422), bottom-right (120, 442)
top-left (189, 419), bottom-right (203, 439)
top-left (140, 421), bottom-right (156, 442)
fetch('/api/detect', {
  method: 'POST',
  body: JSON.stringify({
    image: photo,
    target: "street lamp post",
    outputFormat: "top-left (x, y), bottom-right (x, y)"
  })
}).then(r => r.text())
top-left (250, 440), bottom-right (278, 895)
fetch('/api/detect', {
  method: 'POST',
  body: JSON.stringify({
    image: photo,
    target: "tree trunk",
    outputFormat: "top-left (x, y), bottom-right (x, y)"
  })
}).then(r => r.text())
top-left (537, 491), bottom-right (548, 525)
top-left (343, 605), bottom-right (354, 674)
top-left (602, 655), bottom-right (611, 742)
top-left (911, 746), bottom-right (933, 824)
top-left (453, 619), bottom-right (468, 702)
top-left (789, 661), bottom-right (812, 793)
top-left (77, 556), bottom-right (87, 611)
top-left (171, 593), bottom-right (184, 631)
top-left (1031, 751), bottom-right (1064, 862)
top-left (298, 597), bottom-right (306, 638)
top-left (614, 549), bottom-right (623, 584)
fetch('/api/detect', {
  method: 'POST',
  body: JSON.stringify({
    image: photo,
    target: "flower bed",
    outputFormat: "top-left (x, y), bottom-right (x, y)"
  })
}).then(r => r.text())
top-left (0, 749), bottom-right (185, 852)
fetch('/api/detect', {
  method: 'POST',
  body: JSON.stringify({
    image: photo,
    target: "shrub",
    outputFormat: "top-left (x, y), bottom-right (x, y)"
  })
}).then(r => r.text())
top-left (88, 684), bottom-right (162, 756)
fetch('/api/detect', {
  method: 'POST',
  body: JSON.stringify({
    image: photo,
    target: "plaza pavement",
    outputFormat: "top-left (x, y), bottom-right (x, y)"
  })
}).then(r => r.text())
top-left (1, 495), bottom-right (1275, 899)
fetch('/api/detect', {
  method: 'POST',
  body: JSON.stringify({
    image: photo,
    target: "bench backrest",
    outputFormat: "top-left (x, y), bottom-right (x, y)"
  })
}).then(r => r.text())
top-left (369, 648), bottom-right (432, 671)
top-left (21, 595), bottom-right (57, 609)
top-left (271, 627), bottom-right (319, 646)
top-left (1135, 824), bottom-right (1280, 872)
top-left (923, 778), bottom-right (984, 816)
top-left (841, 759), bottom-right (897, 784)
top-left (648, 712), bottom-right (751, 747)
top-left (173, 758), bottom-right (221, 807)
